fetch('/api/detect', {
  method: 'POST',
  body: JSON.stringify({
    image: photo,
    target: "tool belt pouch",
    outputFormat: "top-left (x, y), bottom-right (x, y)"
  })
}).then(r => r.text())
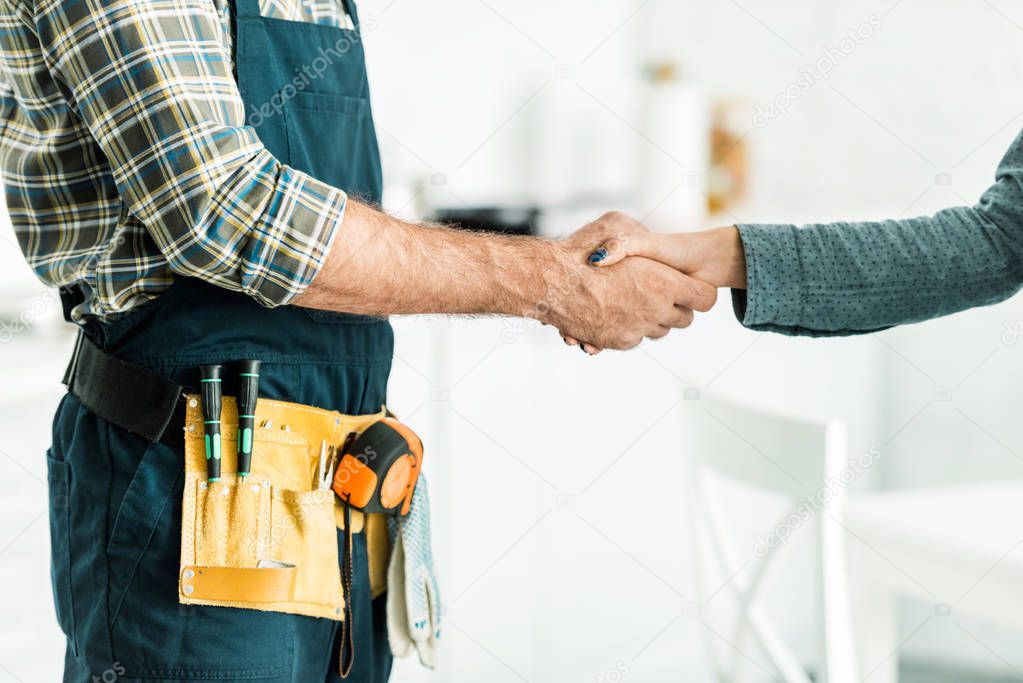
top-left (177, 394), bottom-right (387, 620)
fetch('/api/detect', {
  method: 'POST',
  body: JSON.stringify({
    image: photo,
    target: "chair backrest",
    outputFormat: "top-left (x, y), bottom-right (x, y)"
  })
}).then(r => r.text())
top-left (682, 391), bottom-right (857, 683)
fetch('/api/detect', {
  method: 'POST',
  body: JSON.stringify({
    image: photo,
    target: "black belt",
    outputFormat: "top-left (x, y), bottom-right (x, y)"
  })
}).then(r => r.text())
top-left (63, 332), bottom-right (188, 447)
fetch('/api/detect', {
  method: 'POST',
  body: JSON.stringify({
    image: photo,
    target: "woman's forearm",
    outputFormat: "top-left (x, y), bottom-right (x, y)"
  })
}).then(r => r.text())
top-left (729, 129), bottom-right (1023, 337)
top-left (734, 204), bottom-right (1023, 337)
top-left (591, 129), bottom-right (1023, 337)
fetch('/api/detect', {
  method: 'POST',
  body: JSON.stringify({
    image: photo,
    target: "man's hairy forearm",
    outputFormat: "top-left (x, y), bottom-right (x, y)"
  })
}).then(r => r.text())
top-left (296, 199), bottom-right (557, 318)
top-left (298, 206), bottom-right (718, 350)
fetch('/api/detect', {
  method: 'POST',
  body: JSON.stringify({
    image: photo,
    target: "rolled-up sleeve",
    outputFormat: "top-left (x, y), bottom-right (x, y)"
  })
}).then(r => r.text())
top-left (29, 0), bottom-right (345, 306)
top-left (732, 128), bottom-right (1023, 337)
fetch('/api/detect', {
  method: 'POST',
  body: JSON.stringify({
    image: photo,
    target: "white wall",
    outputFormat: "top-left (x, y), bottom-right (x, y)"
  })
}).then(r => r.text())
top-left (366, 0), bottom-right (641, 210)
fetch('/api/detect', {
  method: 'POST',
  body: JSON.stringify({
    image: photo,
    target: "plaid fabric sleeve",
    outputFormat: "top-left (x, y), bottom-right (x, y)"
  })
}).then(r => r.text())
top-left (28, 0), bottom-right (346, 307)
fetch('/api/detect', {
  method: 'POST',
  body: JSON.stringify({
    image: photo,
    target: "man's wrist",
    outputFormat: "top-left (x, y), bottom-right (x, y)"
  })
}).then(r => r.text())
top-left (506, 238), bottom-right (564, 322)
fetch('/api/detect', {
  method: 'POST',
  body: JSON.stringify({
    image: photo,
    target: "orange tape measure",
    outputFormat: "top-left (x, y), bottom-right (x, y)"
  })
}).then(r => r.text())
top-left (332, 417), bottom-right (423, 515)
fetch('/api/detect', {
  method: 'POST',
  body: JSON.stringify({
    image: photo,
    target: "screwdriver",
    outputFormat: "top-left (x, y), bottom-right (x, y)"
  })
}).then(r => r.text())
top-left (200, 364), bottom-right (223, 482)
top-left (236, 360), bottom-right (261, 481)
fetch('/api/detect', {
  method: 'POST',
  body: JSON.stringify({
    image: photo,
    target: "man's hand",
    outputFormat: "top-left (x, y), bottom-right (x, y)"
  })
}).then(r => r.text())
top-left (295, 201), bottom-right (715, 352)
top-left (539, 212), bottom-right (717, 351)
top-left (589, 226), bottom-right (748, 289)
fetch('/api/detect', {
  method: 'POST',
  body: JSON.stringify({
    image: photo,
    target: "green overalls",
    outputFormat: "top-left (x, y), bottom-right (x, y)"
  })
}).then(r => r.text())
top-left (46, 0), bottom-right (393, 680)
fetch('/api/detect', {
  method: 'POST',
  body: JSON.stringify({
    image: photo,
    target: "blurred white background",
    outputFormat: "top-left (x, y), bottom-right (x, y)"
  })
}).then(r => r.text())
top-left (3, 0), bottom-right (1023, 681)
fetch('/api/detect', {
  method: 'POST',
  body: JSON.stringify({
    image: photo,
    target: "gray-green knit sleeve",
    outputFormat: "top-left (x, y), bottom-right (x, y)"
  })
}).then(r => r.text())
top-left (732, 128), bottom-right (1023, 337)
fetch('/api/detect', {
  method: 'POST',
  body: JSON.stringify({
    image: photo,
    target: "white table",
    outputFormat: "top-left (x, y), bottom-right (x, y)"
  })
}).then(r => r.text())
top-left (844, 481), bottom-right (1023, 682)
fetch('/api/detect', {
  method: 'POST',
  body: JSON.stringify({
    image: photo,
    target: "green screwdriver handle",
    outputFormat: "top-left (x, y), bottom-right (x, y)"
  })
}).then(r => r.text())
top-left (200, 364), bottom-right (222, 482)
top-left (236, 360), bottom-right (261, 479)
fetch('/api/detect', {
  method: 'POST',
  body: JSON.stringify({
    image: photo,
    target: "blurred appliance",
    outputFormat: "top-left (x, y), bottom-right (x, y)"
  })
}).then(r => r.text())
top-left (637, 62), bottom-right (709, 232)
top-left (707, 98), bottom-right (750, 216)
top-left (431, 206), bottom-right (540, 236)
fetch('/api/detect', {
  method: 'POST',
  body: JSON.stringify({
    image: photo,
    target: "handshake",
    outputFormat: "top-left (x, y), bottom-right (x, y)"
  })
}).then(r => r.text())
top-left (537, 211), bottom-right (747, 354)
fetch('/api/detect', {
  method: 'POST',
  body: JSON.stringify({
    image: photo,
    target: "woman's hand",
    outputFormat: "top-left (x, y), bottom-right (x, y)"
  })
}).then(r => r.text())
top-left (589, 226), bottom-right (748, 289)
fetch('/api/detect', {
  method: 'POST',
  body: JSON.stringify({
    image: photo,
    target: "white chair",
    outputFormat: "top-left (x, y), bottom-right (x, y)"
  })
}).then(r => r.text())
top-left (682, 392), bottom-right (858, 683)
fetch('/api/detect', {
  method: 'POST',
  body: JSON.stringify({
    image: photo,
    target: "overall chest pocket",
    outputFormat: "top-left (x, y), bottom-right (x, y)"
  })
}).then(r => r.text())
top-left (283, 90), bottom-right (382, 203)
top-left (254, 0), bottom-right (354, 29)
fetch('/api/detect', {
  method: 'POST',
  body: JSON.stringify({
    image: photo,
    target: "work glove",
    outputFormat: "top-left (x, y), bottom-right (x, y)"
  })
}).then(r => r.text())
top-left (386, 475), bottom-right (442, 668)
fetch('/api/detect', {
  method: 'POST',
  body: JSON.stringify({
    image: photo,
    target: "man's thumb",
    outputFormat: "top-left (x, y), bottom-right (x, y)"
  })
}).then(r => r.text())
top-left (588, 233), bottom-right (651, 267)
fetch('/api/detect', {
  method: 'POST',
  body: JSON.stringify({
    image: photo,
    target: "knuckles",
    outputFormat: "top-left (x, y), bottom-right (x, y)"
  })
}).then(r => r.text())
top-left (596, 328), bottom-right (643, 351)
top-left (668, 275), bottom-right (717, 313)
top-left (692, 282), bottom-right (718, 312)
top-left (598, 210), bottom-right (630, 224)
top-left (616, 335), bottom-right (643, 350)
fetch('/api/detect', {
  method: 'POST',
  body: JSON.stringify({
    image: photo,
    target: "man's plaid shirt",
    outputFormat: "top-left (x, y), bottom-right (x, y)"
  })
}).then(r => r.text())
top-left (0, 0), bottom-right (356, 320)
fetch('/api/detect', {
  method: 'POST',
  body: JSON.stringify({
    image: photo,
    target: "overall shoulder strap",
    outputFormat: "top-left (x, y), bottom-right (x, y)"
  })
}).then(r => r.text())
top-left (341, 0), bottom-right (361, 29)
top-left (232, 0), bottom-right (262, 18)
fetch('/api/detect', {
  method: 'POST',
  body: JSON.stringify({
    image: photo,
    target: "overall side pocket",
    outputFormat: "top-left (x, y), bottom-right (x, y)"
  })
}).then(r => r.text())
top-left (105, 439), bottom-right (183, 629)
top-left (46, 452), bottom-right (77, 656)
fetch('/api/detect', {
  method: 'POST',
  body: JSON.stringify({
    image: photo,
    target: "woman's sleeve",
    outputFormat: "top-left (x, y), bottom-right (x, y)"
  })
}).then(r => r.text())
top-left (732, 129), bottom-right (1023, 337)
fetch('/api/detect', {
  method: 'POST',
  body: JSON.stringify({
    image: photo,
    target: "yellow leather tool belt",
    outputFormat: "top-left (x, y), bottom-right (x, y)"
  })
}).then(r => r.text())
top-left (178, 394), bottom-right (390, 620)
